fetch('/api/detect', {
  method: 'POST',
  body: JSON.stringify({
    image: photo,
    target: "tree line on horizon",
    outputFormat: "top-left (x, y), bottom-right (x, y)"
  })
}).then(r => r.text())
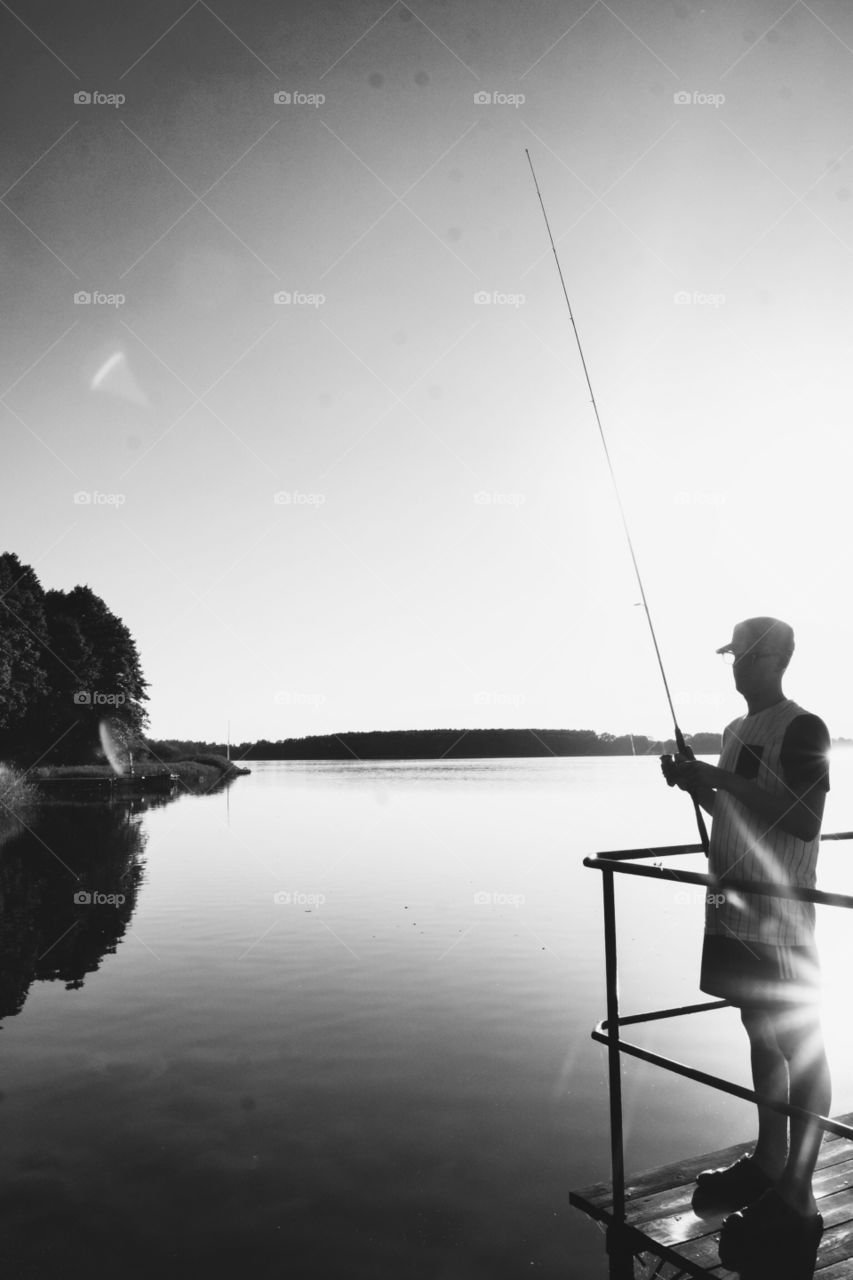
top-left (0, 552), bottom-right (148, 766)
top-left (149, 727), bottom-right (725, 762)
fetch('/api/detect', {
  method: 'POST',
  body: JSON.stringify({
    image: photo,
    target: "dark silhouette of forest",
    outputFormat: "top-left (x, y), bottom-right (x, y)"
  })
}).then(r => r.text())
top-left (0, 552), bottom-right (148, 766)
top-left (151, 727), bottom-right (725, 761)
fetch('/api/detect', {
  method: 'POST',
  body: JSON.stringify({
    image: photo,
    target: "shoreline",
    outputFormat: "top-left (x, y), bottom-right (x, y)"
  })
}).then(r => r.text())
top-left (24, 756), bottom-right (251, 791)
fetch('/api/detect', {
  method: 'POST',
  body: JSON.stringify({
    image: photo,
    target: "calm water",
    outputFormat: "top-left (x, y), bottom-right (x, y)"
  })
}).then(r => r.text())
top-left (3, 755), bottom-right (853, 1279)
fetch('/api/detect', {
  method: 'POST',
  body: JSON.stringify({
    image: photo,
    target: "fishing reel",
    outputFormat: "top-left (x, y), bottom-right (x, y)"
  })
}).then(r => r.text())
top-left (660, 743), bottom-right (696, 787)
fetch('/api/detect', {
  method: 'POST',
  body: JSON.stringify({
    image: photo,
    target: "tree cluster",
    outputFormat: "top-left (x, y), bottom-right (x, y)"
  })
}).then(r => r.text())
top-left (0, 552), bottom-right (149, 766)
top-left (196, 727), bottom-right (723, 761)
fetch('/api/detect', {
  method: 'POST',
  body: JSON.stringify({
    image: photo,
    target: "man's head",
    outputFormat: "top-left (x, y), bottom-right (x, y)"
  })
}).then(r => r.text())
top-left (716, 617), bottom-right (794, 701)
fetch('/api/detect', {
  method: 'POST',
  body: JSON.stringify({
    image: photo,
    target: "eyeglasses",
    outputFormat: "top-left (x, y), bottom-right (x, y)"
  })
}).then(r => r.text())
top-left (720, 651), bottom-right (773, 666)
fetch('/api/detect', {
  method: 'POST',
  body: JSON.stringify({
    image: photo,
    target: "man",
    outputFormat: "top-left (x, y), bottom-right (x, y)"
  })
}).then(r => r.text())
top-left (662, 617), bottom-right (831, 1275)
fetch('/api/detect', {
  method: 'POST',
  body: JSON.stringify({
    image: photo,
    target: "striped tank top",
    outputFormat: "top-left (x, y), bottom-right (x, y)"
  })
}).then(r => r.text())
top-left (706, 698), bottom-right (822, 945)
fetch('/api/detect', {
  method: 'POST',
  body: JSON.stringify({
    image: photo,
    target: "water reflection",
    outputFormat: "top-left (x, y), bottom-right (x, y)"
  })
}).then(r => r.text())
top-left (2, 760), bottom-right (849, 1280)
top-left (0, 801), bottom-right (158, 1021)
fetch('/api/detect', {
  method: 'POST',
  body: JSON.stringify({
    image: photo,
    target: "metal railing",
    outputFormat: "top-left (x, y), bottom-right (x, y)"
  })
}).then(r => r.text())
top-left (584, 831), bottom-right (853, 1279)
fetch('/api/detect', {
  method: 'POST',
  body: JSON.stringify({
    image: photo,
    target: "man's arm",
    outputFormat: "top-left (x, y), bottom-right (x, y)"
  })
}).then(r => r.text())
top-left (712, 769), bottom-right (826, 840)
top-left (671, 715), bottom-right (830, 840)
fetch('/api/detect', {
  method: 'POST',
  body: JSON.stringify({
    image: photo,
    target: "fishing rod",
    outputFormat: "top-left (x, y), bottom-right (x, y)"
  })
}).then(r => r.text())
top-left (525, 148), bottom-right (709, 855)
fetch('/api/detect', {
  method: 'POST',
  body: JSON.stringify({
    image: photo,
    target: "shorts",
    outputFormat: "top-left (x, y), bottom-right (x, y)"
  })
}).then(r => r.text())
top-left (700, 934), bottom-right (821, 1009)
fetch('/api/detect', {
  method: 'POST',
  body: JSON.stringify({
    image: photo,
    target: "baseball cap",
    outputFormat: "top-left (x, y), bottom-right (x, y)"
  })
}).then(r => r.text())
top-left (715, 616), bottom-right (795, 659)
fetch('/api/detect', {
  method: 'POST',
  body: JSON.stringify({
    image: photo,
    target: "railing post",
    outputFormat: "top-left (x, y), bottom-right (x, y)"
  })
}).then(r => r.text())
top-left (602, 869), bottom-right (633, 1280)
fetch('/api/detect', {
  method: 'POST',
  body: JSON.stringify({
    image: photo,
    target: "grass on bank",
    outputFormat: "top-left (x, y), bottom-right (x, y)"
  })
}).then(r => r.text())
top-left (25, 753), bottom-right (250, 787)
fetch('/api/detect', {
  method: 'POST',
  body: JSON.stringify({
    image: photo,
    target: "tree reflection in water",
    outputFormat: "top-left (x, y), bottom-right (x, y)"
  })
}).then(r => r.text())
top-left (0, 797), bottom-right (170, 1021)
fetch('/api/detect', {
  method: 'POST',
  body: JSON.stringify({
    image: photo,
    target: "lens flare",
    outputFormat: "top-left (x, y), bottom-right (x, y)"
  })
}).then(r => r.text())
top-left (98, 719), bottom-right (128, 775)
top-left (90, 351), bottom-right (147, 405)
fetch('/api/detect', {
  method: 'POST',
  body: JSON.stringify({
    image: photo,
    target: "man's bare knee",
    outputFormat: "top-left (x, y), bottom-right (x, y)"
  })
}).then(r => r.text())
top-left (768, 1005), bottom-right (824, 1063)
top-left (740, 1004), bottom-right (776, 1044)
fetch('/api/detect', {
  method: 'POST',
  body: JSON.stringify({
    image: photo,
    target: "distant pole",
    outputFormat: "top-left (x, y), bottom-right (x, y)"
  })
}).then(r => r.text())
top-left (227, 720), bottom-right (231, 762)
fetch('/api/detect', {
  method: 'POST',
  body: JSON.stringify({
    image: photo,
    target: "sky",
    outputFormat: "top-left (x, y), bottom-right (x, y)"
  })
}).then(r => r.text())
top-left (3, 0), bottom-right (853, 743)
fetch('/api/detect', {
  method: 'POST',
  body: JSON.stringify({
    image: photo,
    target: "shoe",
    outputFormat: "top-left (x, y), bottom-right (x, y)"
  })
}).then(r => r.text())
top-left (718, 1188), bottom-right (823, 1273)
top-left (693, 1155), bottom-right (775, 1210)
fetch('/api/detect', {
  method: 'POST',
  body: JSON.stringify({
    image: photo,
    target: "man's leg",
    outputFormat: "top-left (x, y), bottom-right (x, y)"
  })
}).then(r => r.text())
top-left (717, 1004), bottom-right (829, 1272)
top-left (740, 1004), bottom-right (789, 1179)
top-left (770, 1003), bottom-right (831, 1217)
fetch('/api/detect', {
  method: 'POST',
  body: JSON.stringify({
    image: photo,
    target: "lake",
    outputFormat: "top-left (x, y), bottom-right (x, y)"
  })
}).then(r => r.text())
top-left (3, 755), bottom-right (853, 1278)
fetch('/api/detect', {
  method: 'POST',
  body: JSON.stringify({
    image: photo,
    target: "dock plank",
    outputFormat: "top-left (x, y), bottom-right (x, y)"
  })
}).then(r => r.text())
top-left (571, 1113), bottom-right (853, 1277)
top-left (638, 1154), bottom-right (853, 1250)
top-left (575, 1123), bottom-right (853, 1212)
top-left (633, 1136), bottom-right (853, 1220)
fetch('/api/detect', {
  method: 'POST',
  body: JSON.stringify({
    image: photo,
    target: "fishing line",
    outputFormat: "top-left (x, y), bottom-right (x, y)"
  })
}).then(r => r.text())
top-left (525, 148), bottom-right (709, 853)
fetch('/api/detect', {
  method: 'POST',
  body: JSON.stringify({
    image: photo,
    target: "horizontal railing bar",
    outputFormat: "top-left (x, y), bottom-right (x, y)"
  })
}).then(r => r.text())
top-left (592, 831), bottom-right (853, 863)
top-left (591, 1024), bottom-right (853, 1140)
top-left (591, 829), bottom-right (853, 860)
top-left (606, 999), bottom-right (729, 1027)
top-left (583, 856), bottom-right (853, 908)
top-left (586, 843), bottom-right (705, 860)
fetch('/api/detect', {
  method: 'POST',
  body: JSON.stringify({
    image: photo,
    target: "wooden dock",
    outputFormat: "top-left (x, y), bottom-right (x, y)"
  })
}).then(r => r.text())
top-left (570, 1112), bottom-right (853, 1278)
